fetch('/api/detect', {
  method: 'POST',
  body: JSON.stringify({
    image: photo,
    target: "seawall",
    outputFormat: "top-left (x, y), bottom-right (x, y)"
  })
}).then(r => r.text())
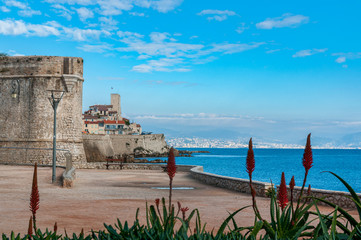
top-left (189, 165), bottom-right (360, 209)
top-left (82, 134), bottom-right (169, 165)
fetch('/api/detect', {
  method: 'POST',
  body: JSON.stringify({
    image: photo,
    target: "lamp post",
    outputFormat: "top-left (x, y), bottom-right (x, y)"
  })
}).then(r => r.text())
top-left (48, 90), bottom-right (65, 183)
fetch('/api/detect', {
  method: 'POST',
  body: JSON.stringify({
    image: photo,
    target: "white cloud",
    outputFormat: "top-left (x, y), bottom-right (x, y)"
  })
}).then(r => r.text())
top-left (198, 9), bottom-right (236, 21)
top-left (4, 0), bottom-right (27, 9)
top-left (132, 58), bottom-right (190, 72)
top-left (78, 44), bottom-right (111, 52)
top-left (256, 13), bottom-right (309, 29)
top-left (98, 0), bottom-right (133, 15)
top-left (7, 49), bottom-right (24, 56)
top-left (1, 6), bottom-right (10, 12)
top-left (75, 7), bottom-right (94, 21)
top-left (0, 19), bottom-right (110, 41)
top-left (129, 12), bottom-right (145, 16)
top-left (116, 31), bottom-right (263, 72)
top-left (51, 4), bottom-right (74, 20)
top-left (235, 23), bottom-right (247, 34)
top-left (149, 32), bottom-right (169, 42)
top-left (292, 48), bottom-right (327, 58)
top-left (63, 27), bottom-right (109, 41)
top-left (98, 16), bottom-right (119, 30)
top-left (0, 19), bottom-right (60, 36)
top-left (117, 30), bottom-right (144, 39)
top-left (18, 9), bottom-right (41, 17)
top-left (44, 0), bottom-right (95, 5)
top-left (335, 56), bottom-right (346, 63)
top-left (266, 49), bottom-right (280, 54)
top-left (210, 42), bottom-right (264, 54)
top-left (134, 0), bottom-right (183, 13)
top-left (4, 0), bottom-right (42, 17)
top-left (332, 52), bottom-right (361, 64)
top-left (45, 0), bottom-right (182, 16)
top-left (144, 80), bottom-right (194, 86)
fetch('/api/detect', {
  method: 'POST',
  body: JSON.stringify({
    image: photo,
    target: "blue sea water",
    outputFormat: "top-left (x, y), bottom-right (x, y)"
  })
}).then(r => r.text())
top-left (147, 148), bottom-right (361, 192)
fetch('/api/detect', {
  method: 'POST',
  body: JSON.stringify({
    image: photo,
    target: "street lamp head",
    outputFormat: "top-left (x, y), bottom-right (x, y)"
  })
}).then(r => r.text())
top-left (47, 90), bottom-right (65, 109)
top-left (11, 79), bottom-right (20, 99)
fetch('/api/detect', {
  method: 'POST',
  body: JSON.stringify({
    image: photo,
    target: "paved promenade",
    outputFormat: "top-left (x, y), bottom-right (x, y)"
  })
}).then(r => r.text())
top-left (0, 165), bottom-right (357, 235)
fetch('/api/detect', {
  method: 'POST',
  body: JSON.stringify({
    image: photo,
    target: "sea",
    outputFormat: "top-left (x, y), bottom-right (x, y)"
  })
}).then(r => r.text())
top-left (146, 148), bottom-right (361, 193)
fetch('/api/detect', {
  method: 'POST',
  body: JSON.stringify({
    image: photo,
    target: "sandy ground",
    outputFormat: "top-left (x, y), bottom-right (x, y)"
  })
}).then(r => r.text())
top-left (0, 165), bottom-right (358, 236)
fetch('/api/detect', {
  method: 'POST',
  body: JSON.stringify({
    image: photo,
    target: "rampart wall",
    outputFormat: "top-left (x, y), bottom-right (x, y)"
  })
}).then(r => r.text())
top-left (82, 134), bottom-right (169, 164)
top-left (0, 56), bottom-right (86, 166)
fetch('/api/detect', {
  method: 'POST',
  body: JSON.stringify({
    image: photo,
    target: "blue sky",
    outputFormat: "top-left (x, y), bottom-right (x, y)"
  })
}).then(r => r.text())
top-left (1, 0), bottom-right (361, 144)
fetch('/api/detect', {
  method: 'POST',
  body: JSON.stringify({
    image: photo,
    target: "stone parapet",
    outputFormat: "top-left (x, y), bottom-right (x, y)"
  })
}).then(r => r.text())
top-left (190, 166), bottom-right (272, 197)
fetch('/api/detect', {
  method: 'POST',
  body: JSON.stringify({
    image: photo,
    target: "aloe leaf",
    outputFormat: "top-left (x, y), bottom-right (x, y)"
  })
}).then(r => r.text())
top-left (313, 196), bottom-right (358, 228)
top-left (326, 171), bottom-right (361, 217)
top-left (250, 221), bottom-right (263, 237)
top-left (314, 201), bottom-right (330, 238)
top-left (331, 206), bottom-right (338, 235)
top-left (216, 206), bottom-right (248, 236)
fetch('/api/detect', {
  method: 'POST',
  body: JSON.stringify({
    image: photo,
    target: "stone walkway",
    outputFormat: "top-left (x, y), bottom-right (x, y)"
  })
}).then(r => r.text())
top-left (0, 165), bottom-right (358, 235)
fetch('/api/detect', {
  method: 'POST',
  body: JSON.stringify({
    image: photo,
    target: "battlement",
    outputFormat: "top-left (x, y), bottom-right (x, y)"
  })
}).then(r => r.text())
top-left (0, 56), bottom-right (83, 77)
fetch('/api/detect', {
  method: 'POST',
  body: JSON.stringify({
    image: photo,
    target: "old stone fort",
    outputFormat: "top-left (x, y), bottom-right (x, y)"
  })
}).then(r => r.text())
top-left (0, 56), bottom-right (168, 167)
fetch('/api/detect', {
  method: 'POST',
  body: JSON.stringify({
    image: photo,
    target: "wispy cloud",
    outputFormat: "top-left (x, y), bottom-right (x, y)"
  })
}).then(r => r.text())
top-left (4, 0), bottom-right (27, 9)
top-left (4, 0), bottom-right (41, 17)
top-left (115, 30), bottom-right (263, 72)
top-left (44, 0), bottom-right (95, 5)
top-left (129, 12), bottom-right (145, 17)
top-left (235, 22), bottom-right (247, 34)
top-left (0, 19), bottom-right (109, 41)
top-left (75, 7), bottom-right (94, 21)
top-left (144, 80), bottom-right (196, 86)
top-left (51, 4), bottom-right (74, 20)
top-left (198, 9), bottom-right (236, 21)
top-left (292, 48), bottom-right (327, 58)
top-left (45, 0), bottom-right (183, 15)
top-left (0, 19), bottom-right (60, 36)
top-left (135, 0), bottom-right (183, 13)
top-left (266, 49), bottom-right (280, 54)
top-left (0, 6), bottom-right (10, 12)
top-left (256, 13), bottom-right (309, 29)
top-left (332, 52), bottom-right (361, 64)
top-left (78, 43), bottom-right (112, 52)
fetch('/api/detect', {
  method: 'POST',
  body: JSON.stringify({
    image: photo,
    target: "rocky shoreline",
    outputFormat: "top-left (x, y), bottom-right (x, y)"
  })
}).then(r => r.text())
top-left (105, 148), bottom-right (211, 164)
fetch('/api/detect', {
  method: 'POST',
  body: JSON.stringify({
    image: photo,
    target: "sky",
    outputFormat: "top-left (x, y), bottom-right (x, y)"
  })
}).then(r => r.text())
top-left (1, 0), bottom-right (361, 145)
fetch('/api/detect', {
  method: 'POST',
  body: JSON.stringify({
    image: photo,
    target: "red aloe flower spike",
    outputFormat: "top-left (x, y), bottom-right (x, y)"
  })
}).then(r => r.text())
top-left (28, 216), bottom-right (33, 238)
top-left (167, 147), bottom-right (176, 180)
top-left (289, 176), bottom-right (295, 191)
top-left (246, 138), bottom-right (255, 181)
top-left (30, 163), bottom-right (39, 232)
top-left (54, 222), bottom-right (57, 233)
top-left (181, 207), bottom-right (189, 220)
top-left (155, 198), bottom-right (160, 208)
top-left (167, 147), bottom-right (176, 213)
top-left (278, 172), bottom-right (289, 210)
top-left (302, 133), bottom-right (313, 174)
top-left (177, 201), bottom-right (181, 210)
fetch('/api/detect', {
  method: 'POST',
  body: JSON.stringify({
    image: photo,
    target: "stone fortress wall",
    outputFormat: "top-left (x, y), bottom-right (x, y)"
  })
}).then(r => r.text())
top-left (82, 134), bottom-right (169, 163)
top-left (0, 56), bottom-right (86, 166)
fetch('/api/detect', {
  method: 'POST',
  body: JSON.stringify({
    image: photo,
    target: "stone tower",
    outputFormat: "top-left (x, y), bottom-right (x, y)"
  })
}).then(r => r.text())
top-left (0, 56), bottom-right (86, 166)
top-left (111, 93), bottom-right (121, 119)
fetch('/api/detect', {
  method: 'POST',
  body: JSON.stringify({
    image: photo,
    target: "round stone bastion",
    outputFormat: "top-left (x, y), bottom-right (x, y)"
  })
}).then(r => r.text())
top-left (0, 56), bottom-right (86, 166)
